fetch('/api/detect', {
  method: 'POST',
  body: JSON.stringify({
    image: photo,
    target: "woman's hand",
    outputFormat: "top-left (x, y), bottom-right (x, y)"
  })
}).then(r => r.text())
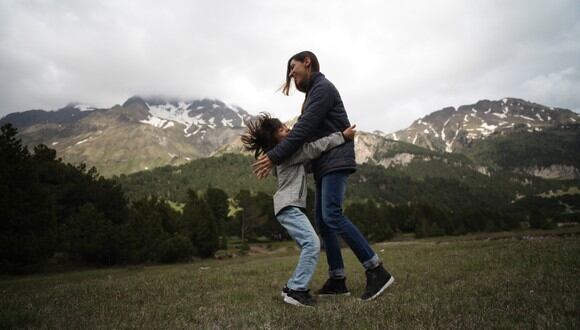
top-left (342, 124), bottom-right (357, 141)
top-left (252, 154), bottom-right (274, 179)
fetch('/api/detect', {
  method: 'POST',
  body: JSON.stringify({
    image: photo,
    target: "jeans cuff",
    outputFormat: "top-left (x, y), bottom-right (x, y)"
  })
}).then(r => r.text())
top-left (362, 254), bottom-right (381, 270)
top-left (287, 283), bottom-right (307, 291)
top-left (329, 268), bottom-right (346, 279)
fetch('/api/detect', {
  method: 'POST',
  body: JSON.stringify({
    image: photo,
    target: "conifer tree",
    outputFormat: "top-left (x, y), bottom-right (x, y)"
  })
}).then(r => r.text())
top-left (181, 189), bottom-right (219, 257)
top-left (206, 187), bottom-right (229, 248)
top-left (0, 124), bottom-right (56, 272)
top-left (194, 196), bottom-right (220, 257)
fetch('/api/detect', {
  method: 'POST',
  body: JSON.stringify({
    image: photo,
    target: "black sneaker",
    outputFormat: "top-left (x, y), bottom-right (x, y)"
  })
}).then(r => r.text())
top-left (284, 289), bottom-right (316, 307)
top-left (281, 285), bottom-right (289, 298)
top-left (361, 264), bottom-right (394, 301)
top-left (316, 277), bottom-right (351, 296)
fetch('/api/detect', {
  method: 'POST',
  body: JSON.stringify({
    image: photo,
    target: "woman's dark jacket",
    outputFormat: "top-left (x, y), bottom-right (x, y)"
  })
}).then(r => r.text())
top-left (266, 72), bottom-right (356, 182)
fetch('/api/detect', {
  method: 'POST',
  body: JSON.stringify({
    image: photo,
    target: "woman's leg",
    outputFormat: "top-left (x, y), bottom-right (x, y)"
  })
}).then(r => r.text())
top-left (276, 206), bottom-right (320, 291)
top-left (320, 170), bottom-right (380, 270)
top-left (316, 179), bottom-right (347, 278)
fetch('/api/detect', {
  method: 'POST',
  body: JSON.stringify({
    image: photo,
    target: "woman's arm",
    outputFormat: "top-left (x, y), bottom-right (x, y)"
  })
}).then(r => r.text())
top-left (253, 83), bottom-right (334, 178)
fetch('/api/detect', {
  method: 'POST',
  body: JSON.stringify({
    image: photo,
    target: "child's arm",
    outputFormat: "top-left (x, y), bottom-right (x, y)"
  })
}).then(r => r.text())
top-left (283, 125), bottom-right (356, 166)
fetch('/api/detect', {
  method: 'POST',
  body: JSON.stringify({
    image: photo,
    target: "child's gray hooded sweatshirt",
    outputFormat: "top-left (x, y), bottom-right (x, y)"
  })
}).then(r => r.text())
top-left (273, 132), bottom-right (345, 216)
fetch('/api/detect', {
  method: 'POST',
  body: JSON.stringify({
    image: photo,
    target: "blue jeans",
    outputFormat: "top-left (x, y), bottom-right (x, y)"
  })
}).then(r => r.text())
top-left (276, 206), bottom-right (320, 291)
top-left (316, 170), bottom-right (380, 278)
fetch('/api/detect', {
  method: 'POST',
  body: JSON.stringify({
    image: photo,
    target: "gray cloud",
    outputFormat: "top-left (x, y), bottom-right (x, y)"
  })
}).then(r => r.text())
top-left (1, 0), bottom-right (579, 133)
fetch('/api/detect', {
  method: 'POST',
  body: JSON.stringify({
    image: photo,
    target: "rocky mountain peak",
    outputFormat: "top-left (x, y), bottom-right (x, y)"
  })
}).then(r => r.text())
top-left (122, 96), bottom-right (149, 109)
top-left (388, 97), bottom-right (579, 152)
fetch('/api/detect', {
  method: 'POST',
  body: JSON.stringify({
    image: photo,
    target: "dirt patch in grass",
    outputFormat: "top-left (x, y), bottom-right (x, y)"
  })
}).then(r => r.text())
top-left (248, 245), bottom-right (291, 256)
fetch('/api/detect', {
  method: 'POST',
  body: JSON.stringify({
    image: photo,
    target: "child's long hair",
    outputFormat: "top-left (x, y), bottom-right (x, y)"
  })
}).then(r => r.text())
top-left (241, 112), bottom-right (283, 159)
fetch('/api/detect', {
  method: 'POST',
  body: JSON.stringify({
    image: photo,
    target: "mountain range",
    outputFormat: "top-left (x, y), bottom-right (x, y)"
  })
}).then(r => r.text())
top-left (1, 96), bottom-right (579, 180)
top-left (1, 97), bottom-right (252, 176)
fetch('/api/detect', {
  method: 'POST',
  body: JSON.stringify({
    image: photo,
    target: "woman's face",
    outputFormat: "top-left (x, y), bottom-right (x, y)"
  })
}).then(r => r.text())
top-left (289, 58), bottom-right (311, 92)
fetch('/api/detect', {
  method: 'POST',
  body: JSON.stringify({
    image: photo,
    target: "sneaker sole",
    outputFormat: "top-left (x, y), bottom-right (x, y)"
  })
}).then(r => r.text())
top-left (361, 276), bottom-right (395, 302)
top-left (283, 295), bottom-right (314, 308)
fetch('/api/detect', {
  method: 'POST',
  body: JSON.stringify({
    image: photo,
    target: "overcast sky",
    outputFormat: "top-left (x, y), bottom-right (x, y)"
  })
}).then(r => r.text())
top-left (1, 0), bottom-right (579, 133)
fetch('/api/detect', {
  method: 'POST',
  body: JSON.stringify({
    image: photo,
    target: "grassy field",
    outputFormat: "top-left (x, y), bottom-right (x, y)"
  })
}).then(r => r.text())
top-left (1, 231), bottom-right (579, 329)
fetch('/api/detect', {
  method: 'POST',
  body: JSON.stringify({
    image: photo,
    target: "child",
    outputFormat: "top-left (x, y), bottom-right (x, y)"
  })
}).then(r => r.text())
top-left (241, 113), bottom-right (356, 307)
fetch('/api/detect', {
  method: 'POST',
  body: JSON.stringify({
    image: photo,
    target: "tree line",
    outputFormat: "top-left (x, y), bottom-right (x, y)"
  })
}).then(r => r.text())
top-left (0, 124), bottom-right (234, 273)
top-left (2, 123), bottom-right (578, 273)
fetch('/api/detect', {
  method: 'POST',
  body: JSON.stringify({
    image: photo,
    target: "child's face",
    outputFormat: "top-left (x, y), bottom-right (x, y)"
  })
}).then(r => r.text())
top-left (274, 124), bottom-right (290, 143)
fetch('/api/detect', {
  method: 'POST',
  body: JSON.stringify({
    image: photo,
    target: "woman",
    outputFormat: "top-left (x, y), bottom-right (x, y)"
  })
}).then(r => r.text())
top-left (253, 51), bottom-right (394, 301)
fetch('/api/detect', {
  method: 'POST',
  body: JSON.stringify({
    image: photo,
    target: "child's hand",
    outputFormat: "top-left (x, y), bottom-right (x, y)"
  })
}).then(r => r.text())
top-left (342, 124), bottom-right (357, 141)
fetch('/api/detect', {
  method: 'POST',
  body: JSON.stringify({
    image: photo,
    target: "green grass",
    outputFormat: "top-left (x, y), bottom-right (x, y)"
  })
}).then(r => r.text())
top-left (1, 234), bottom-right (579, 329)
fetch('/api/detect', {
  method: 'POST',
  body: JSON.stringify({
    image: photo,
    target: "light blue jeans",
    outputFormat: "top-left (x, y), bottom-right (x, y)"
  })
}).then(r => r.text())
top-left (276, 206), bottom-right (320, 291)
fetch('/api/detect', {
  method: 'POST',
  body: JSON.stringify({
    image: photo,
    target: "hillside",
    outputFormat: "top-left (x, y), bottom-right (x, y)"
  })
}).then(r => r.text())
top-left (462, 124), bottom-right (580, 179)
top-left (116, 152), bottom-right (577, 213)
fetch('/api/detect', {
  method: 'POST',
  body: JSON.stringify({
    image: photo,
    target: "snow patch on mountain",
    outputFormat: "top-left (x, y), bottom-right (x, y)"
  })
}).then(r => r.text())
top-left (478, 122), bottom-right (498, 136)
top-left (140, 115), bottom-right (171, 129)
top-left (515, 114), bottom-right (535, 121)
top-left (441, 118), bottom-right (451, 142)
top-left (428, 125), bottom-right (439, 137)
top-left (139, 99), bottom-right (249, 135)
top-left (147, 102), bottom-right (193, 128)
top-left (222, 118), bottom-right (234, 127)
top-left (76, 137), bottom-right (90, 145)
top-left (445, 129), bottom-right (460, 153)
top-left (74, 104), bottom-right (96, 111)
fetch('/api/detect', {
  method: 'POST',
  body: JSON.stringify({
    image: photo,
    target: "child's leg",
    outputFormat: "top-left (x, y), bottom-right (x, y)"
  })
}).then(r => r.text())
top-left (276, 206), bottom-right (320, 291)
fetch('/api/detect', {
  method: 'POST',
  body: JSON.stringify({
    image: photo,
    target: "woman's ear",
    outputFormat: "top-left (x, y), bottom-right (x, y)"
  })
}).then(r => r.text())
top-left (304, 57), bottom-right (311, 68)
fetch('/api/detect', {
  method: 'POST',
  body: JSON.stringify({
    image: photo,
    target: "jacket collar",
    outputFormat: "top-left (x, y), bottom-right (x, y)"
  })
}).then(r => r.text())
top-left (305, 72), bottom-right (324, 94)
